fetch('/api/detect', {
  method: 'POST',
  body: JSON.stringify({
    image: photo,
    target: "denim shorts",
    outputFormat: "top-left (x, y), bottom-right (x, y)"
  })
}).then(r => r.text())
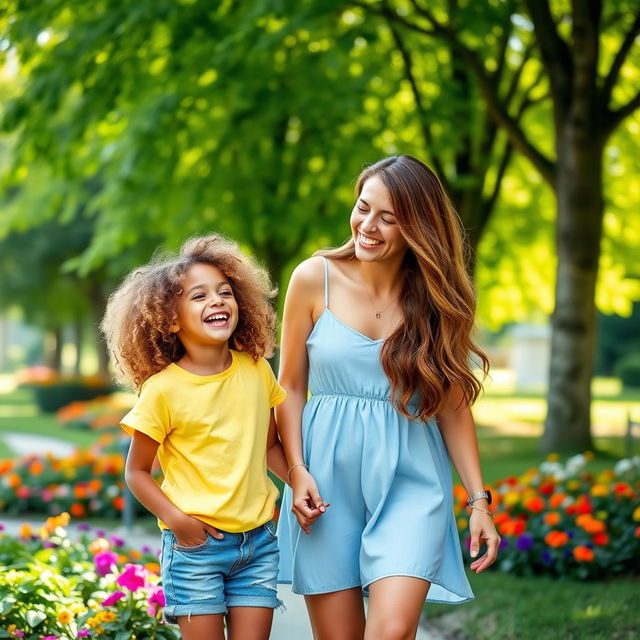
top-left (160, 522), bottom-right (281, 621)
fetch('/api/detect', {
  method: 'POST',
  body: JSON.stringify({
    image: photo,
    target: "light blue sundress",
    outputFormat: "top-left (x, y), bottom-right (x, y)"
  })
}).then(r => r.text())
top-left (277, 257), bottom-right (473, 604)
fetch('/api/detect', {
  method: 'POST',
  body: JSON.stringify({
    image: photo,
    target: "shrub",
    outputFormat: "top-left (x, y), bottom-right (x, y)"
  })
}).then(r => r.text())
top-left (0, 513), bottom-right (177, 639)
top-left (615, 352), bottom-right (640, 389)
top-left (454, 454), bottom-right (640, 580)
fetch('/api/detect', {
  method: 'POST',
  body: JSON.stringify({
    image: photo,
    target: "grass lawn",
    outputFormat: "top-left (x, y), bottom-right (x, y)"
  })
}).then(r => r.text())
top-left (0, 387), bottom-right (104, 450)
top-left (425, 571), bottom-right (639, 640)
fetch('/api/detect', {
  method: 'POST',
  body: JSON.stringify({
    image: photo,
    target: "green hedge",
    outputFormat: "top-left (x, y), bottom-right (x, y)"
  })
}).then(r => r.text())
top-left (615, 353), bottom-right (640, 389)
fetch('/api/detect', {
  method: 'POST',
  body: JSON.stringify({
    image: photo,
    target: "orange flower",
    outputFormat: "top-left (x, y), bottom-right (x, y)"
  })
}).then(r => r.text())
top-left (590, 484), bottom-right (608, 498)
top-left (524, 496), bottom-right (545, 513)
top-left (73, 485), bottom-right (88, 500)
top-left (575, 514), bottom-right (606, 534)
top-left (129, 549), bottom-right (142, 560)
top-left (592, 532), bottom-right (608, 546)
top-left (498, 519), bottom-right (526, 537)
top-left (7, 473), bottom-right (21, 489)
top-left (19, 523), bottom-right (33, 538)
top-left (549, 493), bottom-right (567, 509)
top-left (573, 545), bottom-right (594, 562)
top-left (70, 502), bottom-right (86, 517)
top-left (544, 511), bottom-right (561, 526)
top-left (28, 460), bottom-right (44, 475)
top-left (544, 530), bottom-right (569, 547)
top-left (493, 512), bottom-right (510, 526)
top-left (112, 496), bottom-right (124, 511)
top-left (144, 562), bottom-right (161, 574)
top-left (88, 479), bottom-right (103, 493)
top-left (0, 459), bottom-right (14, 474)
top-left (88, 538), bottom-right (110, 554)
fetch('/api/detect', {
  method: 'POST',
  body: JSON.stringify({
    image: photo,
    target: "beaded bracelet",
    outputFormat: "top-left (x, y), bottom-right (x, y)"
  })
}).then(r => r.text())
top-left (468, 505), bottom-right (494, 518)
top-left (286, 463), bottom-right (309, 483)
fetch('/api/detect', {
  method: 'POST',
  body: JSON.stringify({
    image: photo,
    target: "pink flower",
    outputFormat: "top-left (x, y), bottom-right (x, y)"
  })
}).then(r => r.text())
top-left (42, 636), bottom-right (58, 639)
top-left (147, 586), bottom-right (166, 615)
top-left (116, 564), bottom-right (146, 592)
top-left (94, 550), bottom-right (119, 577)
top-left (77, 631), bottom-right (91, 638)
top-left (101, 590), bottom-right (126, 606)
top-left (14, 632), bottom-right (24, 638)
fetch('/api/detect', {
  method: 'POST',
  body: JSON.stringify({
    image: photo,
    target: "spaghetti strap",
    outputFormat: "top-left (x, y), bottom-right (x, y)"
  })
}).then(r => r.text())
top-left (322, 256), bottom-right (329, 309)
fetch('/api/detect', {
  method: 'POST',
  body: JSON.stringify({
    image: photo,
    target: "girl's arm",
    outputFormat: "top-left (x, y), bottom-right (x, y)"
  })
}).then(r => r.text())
top-left (125, 430), bottom-right (223, 545)
top-left (266, 409), bottom-right (288, 482)
top-left (276, 258), bottom-right (327, 534)
top-left (436, 386), bottom-right (501, 573)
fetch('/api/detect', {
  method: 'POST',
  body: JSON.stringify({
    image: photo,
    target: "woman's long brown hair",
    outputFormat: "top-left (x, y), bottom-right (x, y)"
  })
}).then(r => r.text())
top-left (317, 155), bottom-right (488, 420)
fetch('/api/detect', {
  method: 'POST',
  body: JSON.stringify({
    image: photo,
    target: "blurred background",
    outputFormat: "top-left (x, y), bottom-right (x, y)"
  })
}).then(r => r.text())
top-left (0, 2), bottom-right (639, 639)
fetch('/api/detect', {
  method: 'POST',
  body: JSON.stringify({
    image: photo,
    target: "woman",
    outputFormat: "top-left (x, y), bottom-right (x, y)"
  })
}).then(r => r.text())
top-left (277, 155), bottom-right (500, 640)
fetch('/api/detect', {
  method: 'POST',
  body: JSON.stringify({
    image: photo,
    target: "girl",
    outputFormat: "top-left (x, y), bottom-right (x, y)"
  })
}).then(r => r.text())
top-left (276, 155), bottom-right (501, 640)
top-left (102, 235), bottom-right (288, 640)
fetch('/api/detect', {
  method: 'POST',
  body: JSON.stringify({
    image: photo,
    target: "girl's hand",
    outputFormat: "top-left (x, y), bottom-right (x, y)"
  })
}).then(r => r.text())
top-left (168, 512), bottom-right (224, 547)
top-left (468, 508), bottom-right (501, 573)
top-left (290, 468), bottom-right (328, 535)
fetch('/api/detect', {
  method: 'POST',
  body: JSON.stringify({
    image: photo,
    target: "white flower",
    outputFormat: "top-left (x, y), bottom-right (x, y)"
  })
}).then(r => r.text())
top-left (614, 459), bottom-right (633, 475)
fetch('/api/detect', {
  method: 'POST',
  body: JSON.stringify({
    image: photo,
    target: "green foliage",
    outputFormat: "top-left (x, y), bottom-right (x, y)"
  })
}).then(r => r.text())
top-left (615, 353), bottom-right (640, 390)
top-left (0, 519), bottom-right (177, 639)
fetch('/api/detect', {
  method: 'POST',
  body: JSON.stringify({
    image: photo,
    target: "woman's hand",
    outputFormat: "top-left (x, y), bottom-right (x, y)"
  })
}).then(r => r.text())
top-left (290, 467), bottom-right (328, 535)
top-left (468, 508), bottom-right (501, 573)
top-left (167, 512), bottom-right (224, 547)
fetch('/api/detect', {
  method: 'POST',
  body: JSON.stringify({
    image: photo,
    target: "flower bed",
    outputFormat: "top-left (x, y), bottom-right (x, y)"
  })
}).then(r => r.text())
top-left (0, 438), bottom-right (153, 519)
top-left (0, 513), bottom-right (178, 639)
top-left (57, 395), bottom-right (134, 432)
top-left (455, 454), bottom-right (640, 579)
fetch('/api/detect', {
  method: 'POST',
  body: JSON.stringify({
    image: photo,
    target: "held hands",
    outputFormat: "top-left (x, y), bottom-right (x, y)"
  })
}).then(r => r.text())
top-left (468, 506), bottom-right (501, 573)
top-left (168, 512), bottom-right (224, 547)
top-left (290, 467), bottom-right (328, 535)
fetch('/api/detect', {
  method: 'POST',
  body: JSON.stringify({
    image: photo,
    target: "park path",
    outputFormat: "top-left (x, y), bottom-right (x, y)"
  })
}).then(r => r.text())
top-left (0, 432), bottom-right (455, 639)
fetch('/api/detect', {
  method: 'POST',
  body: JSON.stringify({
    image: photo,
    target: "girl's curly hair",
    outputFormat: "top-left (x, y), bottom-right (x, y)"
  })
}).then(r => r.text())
top-left (101, 235), bottom-right (277, 391)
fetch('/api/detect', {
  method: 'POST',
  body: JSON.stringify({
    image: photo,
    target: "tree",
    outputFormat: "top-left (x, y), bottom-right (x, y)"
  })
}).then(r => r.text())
top-left (367, 0), bottom-right (640, 451)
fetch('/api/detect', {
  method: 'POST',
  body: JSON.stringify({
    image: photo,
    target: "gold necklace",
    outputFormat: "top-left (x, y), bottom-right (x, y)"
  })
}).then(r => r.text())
top-left (363, 287), bottom-right (396, 319)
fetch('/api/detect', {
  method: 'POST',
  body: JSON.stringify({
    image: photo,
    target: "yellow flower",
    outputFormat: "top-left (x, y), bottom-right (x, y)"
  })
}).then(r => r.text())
top-left (590, 484), bottom-right (608, 497)
top-left (19, 524), bottom-right (33, 538)
top-left (503, 491), bottom-right (521, 507)
top-left (596, 510), bottom-right (609, 520)
top-left (57, 609), bottom-right (73, 624)
top-left (70, 602), bottom-right (87, 615)
top-left (633, 506), bottom-right (640, 522)
top-left (584, 451), bottom-right (594, 461)
top-left (38, 526), bottom-right (49, 540)
top-left (87, 617), bottom-right (100, 628)
top-left (546, 453), bottom-right (560, 462)
top-left (457, 518), bottom-right (468, 531)
top-left (566, 480), bottom-right (581, 491)
top-left (96, 610), bottom-right (117, 623)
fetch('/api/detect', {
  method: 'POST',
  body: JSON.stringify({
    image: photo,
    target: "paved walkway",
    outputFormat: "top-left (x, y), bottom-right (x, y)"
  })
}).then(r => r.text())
top-left (0, 433), bottom-right (446, 639)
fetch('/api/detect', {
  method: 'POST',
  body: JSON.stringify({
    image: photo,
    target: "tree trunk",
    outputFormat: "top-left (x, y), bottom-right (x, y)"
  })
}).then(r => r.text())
top-left (540, 123), bottom-right (604, 453)
top-left (46, 327), bottom-right (64, 371)
top-left (73, 315), bottom-right (83, 375)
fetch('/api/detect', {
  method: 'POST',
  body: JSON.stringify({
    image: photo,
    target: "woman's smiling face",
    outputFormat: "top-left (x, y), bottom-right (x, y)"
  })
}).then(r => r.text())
top-left (350, 175), bottom-right (407, 264)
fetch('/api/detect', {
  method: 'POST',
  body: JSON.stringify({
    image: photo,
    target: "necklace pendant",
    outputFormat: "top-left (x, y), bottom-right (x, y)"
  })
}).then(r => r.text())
top-left (375, 312), bottom-right (381, 319)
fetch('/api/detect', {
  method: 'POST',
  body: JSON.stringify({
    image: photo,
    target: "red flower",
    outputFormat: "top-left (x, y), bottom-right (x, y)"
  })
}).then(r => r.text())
top-left (545, 530), bottom-right (569, 547)
top-left (540, 482), bottom-right (555, 496)
top-left (592, 533), bottom-right (608, 546)
top-left (573, 545), bottom-right (594, 562)
top-left (524, 496), bottom-right (545, 513)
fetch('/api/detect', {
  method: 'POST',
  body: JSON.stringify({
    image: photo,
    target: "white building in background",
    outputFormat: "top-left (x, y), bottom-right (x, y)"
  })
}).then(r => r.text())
top-left (510, 324), bottom-right (551, 391)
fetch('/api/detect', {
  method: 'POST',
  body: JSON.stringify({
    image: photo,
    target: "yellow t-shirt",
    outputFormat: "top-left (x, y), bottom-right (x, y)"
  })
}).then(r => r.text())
top-left (120, 350), bottom-right (286, 533)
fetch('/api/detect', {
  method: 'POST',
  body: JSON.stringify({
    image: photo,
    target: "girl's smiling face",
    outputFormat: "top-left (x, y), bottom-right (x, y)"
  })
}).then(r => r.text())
top-left (350, 175), bottom-right (408, 264)
top-left (171, 262), bottom-right (239, 347)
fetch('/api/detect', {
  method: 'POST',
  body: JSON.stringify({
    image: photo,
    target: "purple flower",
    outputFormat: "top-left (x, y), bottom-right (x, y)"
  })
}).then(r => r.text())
top-left (499, 537), bottom-right (509, 550)
top-left (0, 524), bottom-right (5, 531)
top-left (94, 550), bottom-right (119, 577)
top-left (109, 535), bottom-right (125, 547)
top-left (95, 529), bottom-right (106, 537)
top-left (540, 549), bottom-right (553, 566)
top-left (141, 545), bottom-right (151, 554)
top-left (76, 522), bottom-right (92, 531)
top-left (77, 630), bottom-right (91, 638)
top-left (116, 564), bottom-right (147, 592)
top-left (516, 534), bottom-right (534, 552)
top-left (101, 590), bottom-right (126, 607)
top-left (43, 541), bottom-right (58, 549)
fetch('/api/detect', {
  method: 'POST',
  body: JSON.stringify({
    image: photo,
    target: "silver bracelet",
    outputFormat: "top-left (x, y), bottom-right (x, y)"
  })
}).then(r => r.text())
top-left (286, 463), bottom-right (309, 483)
